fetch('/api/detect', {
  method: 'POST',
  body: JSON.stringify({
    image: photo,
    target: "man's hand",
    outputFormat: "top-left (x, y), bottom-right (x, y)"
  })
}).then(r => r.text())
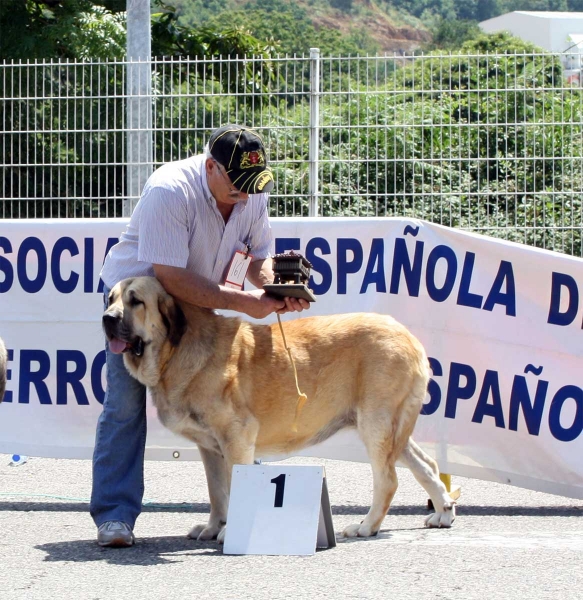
top-left (276, 296), bottom-right (310, 314)
top-left (246, 259), bottom-right (311, 317)
top-left (243, 290), bottom-right (286, 319)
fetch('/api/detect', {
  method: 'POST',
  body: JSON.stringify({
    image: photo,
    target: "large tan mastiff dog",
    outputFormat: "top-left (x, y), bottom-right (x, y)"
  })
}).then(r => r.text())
top-left (102, 276), bottom-right (455, 541)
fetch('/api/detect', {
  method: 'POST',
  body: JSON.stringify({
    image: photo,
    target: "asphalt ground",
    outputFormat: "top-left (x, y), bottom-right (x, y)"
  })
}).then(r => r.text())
top-left (1, 453), bottom-right (581, 600)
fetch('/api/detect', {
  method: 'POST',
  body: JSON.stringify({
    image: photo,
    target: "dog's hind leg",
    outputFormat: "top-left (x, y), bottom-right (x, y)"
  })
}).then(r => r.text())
top-left (188, 446), bottom-right (230, 541)
top-left (399, 438), bottom-right (455, 528)
top-left (342, 411), bottom-right (403, 538)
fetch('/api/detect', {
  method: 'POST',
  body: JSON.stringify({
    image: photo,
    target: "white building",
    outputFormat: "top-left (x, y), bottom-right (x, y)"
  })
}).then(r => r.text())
top-left (480, 11), bottom-right (583, 80)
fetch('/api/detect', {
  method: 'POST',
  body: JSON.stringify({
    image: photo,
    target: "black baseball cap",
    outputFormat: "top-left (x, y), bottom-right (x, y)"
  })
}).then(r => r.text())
top-left (208, 125), bottom-right (274, 194)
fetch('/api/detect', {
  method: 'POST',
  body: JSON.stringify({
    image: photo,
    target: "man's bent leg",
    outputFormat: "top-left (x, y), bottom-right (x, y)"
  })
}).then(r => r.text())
top-left (90, 338), bottom-right (147, 530)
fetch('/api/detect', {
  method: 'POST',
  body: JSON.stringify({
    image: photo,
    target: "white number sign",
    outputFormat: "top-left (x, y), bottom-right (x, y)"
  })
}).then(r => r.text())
top-left (223, 464), bottom-right (336, 556)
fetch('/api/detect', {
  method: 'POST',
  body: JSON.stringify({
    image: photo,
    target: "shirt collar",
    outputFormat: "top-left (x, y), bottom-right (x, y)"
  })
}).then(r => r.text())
top-left (200, 157), bottom-right (212, 203)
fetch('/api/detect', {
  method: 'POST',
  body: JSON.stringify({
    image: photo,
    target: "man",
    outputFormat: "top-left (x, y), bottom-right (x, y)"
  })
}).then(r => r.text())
top-left (91, 125), bottom-right (309, 547)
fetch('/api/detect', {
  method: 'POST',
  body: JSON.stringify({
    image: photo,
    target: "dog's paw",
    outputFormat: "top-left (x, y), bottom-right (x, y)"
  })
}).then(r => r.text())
top-left (187, 523), bottom-right (223, 541)
top-left (341, 522), bottom-right (376, 538)
top-left (425, 503), bottom-right (456, 528)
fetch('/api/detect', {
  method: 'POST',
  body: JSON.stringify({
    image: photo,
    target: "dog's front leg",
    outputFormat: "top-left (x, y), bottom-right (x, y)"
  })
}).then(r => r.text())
top-left (214, 421), bottom-right (259, 544)
top-left (187, 446), bottom-right (230, 541)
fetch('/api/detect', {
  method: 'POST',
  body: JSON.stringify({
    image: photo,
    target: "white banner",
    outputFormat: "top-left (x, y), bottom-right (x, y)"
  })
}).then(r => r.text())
top-left (1, 218), bottom-right (582, 499)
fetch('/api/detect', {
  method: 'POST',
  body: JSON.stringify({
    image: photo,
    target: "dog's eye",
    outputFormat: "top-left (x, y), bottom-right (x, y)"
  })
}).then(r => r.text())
top-left (129, 296), bottom-right (144, 307)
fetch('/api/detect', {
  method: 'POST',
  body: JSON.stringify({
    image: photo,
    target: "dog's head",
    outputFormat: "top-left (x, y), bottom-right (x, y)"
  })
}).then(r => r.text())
top-left (102, 276), bottom-right (186, 385)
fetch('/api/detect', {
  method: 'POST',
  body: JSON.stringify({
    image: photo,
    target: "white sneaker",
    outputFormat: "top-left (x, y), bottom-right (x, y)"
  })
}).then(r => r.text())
top-left (97, 521), bottom-right (135, 547)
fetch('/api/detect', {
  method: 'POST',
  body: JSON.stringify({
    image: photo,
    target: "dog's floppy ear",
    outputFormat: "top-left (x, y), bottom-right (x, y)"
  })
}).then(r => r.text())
top-left (158, 292), bottom-right (187, 347)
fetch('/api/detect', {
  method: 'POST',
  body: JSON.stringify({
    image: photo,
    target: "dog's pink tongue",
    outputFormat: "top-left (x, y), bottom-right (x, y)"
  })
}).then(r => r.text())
top-left (109, 338), bottom-right (127, 354)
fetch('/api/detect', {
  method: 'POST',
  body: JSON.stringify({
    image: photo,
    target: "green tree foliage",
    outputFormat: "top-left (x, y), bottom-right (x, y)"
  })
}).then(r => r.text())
top-left (240, 30), bottom-right (583, 256)
top-left (204, 11), bottom-right (365, 56)
top-left (3, 0), bottom-right (583, 256)
top-left (171, 0), bottom-right (232, 26)
top-left (0, 0), bottom-right (279, 62)
top-left (168, 0), bottom-right (583, 55)
top-left (151, 1), bottom-right (279, 103)
top-left (0, 0), bottom-right (126, 60)
top-left (350, 0), bottom-right (482, 23)
top-left (0, 1), bottom-right (128, 217)
top-left (1, 1), bottom-right (282, 217)
top-left (330, 0), bottom-right (353, 10)
top-left (308, 32), bottom-right (583, 253)
top-left (404, 0), bottom-right (583, 23)
top-left (172, 0), bottom-right (381, 55)
top-left (151, 1), bottom-right (277, 57)
top-left (424, 19), bottom-right (482, 51)
top-left (189, 0), bottom-right (371, 55)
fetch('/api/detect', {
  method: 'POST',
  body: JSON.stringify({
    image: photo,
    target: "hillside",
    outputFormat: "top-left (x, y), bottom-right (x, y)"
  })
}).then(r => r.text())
top-left (273, 0), bottom-right (430, 51)
top-left (305, 0), bottom-right (430, 51)
top-left (172, 0), bottom-right (431, 53)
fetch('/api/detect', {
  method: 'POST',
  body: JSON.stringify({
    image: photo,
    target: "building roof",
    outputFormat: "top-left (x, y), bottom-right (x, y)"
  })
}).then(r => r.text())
top-left (514, 10), bottom-right (583, 19)
top-left (512, 11), bottom-right (583, 20)
top-left (481, 11), bottom-right (583, 27)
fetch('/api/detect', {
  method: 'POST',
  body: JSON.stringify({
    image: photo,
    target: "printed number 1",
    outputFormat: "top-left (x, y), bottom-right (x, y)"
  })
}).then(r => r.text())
top-left (270, 473), bottom-right (286, 508)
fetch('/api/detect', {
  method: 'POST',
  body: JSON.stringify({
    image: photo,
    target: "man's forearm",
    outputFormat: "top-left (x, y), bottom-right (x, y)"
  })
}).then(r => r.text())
top-left (153, 264), bottom-right (255, 314)
top-left (247, 257), bottom-right (274, 289)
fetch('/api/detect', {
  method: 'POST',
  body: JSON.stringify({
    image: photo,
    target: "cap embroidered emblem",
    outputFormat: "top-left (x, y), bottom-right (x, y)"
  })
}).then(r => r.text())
top-left (256, 171), bottom-right (272, 191)
top-left (240, 150), bottom-right (265, 169)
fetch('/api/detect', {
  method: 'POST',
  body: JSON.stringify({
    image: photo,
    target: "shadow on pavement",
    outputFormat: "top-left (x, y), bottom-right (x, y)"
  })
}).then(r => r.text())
top-left (332, 504), bottom-right (583, 517)
top-left (3, 501), bottom-right (582, 517)
top-left (35, 535), bottom-right (223, 565)
top-left (0, 501), bottom-right (211, 513)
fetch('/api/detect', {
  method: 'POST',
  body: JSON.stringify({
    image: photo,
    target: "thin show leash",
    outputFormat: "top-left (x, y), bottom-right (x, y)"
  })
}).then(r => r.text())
top-left (276, 313), bottom-right (308, 433)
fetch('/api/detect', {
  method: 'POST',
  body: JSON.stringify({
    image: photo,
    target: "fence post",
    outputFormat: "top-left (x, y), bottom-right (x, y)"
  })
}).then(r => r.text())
top-left (308, 48), bottom-right (320, 217)
top-left (125, 0), bottom-right (153, 217)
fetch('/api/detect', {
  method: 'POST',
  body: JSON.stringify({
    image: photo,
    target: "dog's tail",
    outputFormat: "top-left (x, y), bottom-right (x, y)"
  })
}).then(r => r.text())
top-left (0, 337), bottom-right (7, 402)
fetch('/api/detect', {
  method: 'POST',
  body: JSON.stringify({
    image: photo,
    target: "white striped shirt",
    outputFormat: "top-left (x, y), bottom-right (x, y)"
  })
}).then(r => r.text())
top-left (100, 154), bottom-right (273, 288)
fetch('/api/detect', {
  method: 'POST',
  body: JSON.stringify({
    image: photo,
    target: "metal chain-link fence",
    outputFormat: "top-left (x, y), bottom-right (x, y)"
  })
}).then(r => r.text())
top-left (2, 50), bottom-right (583, 254)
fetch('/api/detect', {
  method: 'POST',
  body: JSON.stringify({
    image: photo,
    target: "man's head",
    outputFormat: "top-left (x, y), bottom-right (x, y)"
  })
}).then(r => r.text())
top-left (207, 125), bottom-right (274, 195)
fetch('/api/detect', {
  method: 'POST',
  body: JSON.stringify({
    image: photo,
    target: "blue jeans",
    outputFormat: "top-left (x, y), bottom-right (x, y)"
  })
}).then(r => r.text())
top-left (90, 288), bottom-right (147, 529)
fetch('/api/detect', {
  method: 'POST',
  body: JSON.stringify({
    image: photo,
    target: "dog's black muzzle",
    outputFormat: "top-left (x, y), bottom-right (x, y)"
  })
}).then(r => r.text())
top-left (102, 312), bottom-right (120, 335)
top-left (102, 312), bottom-right (146, 357)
